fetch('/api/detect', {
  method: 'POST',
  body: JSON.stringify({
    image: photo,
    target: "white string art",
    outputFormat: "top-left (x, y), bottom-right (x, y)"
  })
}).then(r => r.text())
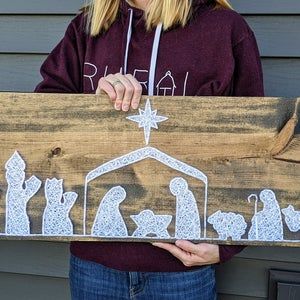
top-left (1, 151), bottom-right (299, 242)
top-left (0, 98), bottom-right (299, 243)
top-left (131, 209), bottom-right (172, 238)
top-left (282, 205), bottom-right (300, 232)
top-left (92, 186), bottom-right (128, 237)
top-left (170, 177), bottom-right (201, 239)
top-left (126, 98), bottom-right (168, 145)
top-left (43, 178), bottom-right (78, 235)
top-left (5, 151), bottom-right (41, 235)
top-left (248, 189), bottom-right (283, 241)
top-left (208, 210), bottom-right (247, 240)
top-left (85, 146), bottom-right (208, 237)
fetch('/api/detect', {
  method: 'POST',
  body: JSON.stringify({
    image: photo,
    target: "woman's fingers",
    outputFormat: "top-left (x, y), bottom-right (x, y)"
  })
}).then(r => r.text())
top-left (105, 74), bottom-right (125, 110)
top-left (152, 242), bottom-right (194, 266)
top-left (125, 74), bottom-right (142, 109)
top-left (96, 77), bottom-right (116, 101)
top-left (96, 73), bottom-right (143, 111)
top-left (114, 73), bottom-right (134, 111)
top-left (152, 242), bottom-right (220, 267)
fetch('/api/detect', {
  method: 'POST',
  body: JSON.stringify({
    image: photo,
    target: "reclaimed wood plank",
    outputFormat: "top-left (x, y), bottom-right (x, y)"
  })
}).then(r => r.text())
top-left (0, 93), bottom-right (298, 245)
top-left (275, 136), bottom-right (300, 163)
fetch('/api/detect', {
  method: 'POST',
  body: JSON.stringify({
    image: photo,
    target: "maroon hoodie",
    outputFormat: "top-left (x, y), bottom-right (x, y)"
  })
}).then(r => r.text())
top-left (35, 0), bottom-right (264, 272)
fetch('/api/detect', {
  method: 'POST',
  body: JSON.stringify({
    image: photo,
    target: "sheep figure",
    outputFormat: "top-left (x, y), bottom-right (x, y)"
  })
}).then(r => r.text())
top-left (208, 210), bottom-right (247, 240)
top-left (282, 205), bottom-right (300, 232)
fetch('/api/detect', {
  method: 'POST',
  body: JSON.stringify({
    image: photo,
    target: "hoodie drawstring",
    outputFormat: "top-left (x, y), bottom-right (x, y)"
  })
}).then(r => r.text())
top-left (148, 23), bottom-right (163, 96)
top-left (123, 8), bottom-right (134, 75)
top-left (123, 8), bottom-right (163, 96)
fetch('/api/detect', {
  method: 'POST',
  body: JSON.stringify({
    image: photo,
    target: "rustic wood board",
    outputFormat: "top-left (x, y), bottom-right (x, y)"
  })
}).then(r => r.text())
top-left (0, 93), bottom-right (299, 246)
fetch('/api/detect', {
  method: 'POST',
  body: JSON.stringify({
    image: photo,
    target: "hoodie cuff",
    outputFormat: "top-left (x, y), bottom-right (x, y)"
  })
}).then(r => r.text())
top-left (219, 245), bottom-right (246, 263)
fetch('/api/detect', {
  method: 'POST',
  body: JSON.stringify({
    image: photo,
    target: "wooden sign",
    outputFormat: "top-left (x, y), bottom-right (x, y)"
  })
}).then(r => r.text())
top-left (0, 92), bottom-right (299, 246)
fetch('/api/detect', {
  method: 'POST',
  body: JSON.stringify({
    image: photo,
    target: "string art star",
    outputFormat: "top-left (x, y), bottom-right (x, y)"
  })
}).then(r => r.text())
top-left (126, 99), bottom-right (168, 145)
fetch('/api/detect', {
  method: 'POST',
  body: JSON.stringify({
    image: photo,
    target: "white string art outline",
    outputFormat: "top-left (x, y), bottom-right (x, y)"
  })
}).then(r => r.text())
top-left (131, 209), bottom-right (172, 238)
top-left (42, 178), bottom-right (78, 236)
top-left (170, 177), bottom-right (201, 239)
top-left (126, 98), bottom-right (168, 145)
top-left (1, 96), bottom-right (299, 243)
top-left (207, 210), bottom-right (247, 240)
top-left (84, 146), bottom-right (208, 237)
top-left (282, 205), bottom-right (300, 232)
top-left (5, 151), bottom-right (42, 235)
top-left (248, 189), bottom-right (284, 241)
top-left (91, 186), bottom-right (128, 237)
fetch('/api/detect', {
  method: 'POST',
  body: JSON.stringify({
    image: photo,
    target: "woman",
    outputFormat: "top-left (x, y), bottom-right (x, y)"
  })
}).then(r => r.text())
top-left (35, 0), bottom-right (264, 299)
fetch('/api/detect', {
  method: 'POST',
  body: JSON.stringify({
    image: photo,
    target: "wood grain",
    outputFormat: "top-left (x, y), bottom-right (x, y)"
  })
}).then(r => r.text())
top-left (0, 93), bottom-right (298, 246)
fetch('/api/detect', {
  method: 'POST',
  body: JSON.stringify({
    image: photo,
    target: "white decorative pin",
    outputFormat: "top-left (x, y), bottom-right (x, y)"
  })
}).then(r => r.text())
top-left (126, 99), bottom-right (168, 145)
top-left (170, 177), bottom-right (201, 239)
top-left (248, 189), bottom-right (283, 241)
top-left (5, 151), bottom-right (42, 235)
top-left (92, 186), bottom-right (128, 237)
top-left (131, 209), bottom-right (172, 238)
top-left (43, 178), bottom-right (77, 235)
top-left (208, 210), bottom-right (247, 240)
top-left (282, 205), bottom-right (300, 232)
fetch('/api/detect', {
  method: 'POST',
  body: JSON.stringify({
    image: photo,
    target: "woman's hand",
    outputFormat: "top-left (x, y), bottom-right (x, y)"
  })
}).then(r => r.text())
top-left (153, 241), bottom-right (220, 267)
top-left (96, 73), bottom-right (143, 111)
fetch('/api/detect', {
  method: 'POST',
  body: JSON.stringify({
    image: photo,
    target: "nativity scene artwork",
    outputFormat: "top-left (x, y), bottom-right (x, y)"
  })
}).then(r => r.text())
top-left (0, 99), bottom-right (299, 244)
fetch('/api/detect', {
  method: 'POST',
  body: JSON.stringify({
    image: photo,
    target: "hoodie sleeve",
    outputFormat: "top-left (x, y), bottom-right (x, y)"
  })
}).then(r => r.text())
top-left (34, 14), bottom-right (86, 93)
top-left (218, 245), bottom-right (245, 263)
top-left (232, 30), bottom-right (265, 97)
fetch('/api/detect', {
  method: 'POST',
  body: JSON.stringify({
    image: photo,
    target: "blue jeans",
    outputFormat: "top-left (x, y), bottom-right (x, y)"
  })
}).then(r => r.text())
top-left (69, 255), bottom-right (217, 300)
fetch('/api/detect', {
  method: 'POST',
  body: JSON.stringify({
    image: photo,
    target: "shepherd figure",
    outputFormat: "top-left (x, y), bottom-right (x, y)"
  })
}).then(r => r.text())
top-left (248, 189), bottom-right (283, 241)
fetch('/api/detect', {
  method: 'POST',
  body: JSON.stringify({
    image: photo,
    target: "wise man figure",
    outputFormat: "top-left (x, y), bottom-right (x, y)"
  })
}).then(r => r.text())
top-left (5, 151), bottom-right (41, 235)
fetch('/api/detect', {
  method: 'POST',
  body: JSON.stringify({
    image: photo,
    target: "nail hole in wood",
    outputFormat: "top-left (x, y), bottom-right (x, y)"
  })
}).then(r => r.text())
top-left (51, 147), bottom-right (62, 157)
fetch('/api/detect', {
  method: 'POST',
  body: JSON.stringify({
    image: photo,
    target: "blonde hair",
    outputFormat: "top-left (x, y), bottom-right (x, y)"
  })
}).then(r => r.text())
top-left (85, 0), bottom-right (233, 36)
